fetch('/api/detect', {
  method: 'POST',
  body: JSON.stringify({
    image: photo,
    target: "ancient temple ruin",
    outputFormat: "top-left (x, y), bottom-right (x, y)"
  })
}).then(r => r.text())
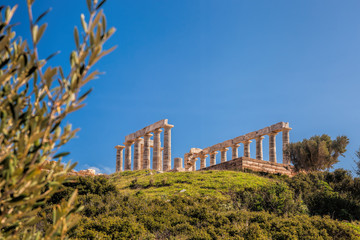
top-left (115, 120), bottom-right (295, 176)
top-left (115, 119), bottom-right (174, 172)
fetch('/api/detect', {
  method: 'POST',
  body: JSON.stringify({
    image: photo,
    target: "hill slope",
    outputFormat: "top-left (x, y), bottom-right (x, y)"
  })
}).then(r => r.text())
top-left (47, 170), bottom-right (360, 239)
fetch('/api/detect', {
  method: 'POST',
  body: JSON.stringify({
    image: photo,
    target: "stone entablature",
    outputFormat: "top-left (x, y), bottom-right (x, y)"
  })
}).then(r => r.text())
top-left (184, 122), bottom-right (292, 172)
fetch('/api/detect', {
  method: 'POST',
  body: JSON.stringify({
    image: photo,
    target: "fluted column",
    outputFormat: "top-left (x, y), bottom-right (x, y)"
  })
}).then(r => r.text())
top-left (209, 151), bottom-right (218, 166)
top-left (115, 145), bottom-right (125, 172)
top-left (160, 147), bottom-right (164, 170)
top-left (255, 136), bottom-right (265, 160)
top-left (232, 143), bottom-right (240, 159)
top-left (143, 133), bottom-right (153, 169)
top-left (282, 128), bottom-right (292, 165)
top-left (174, 157), bottom-right (183, 170)
top-left (220, 148), bottom-right (229, 163)
top-left (152, 128), bottom-right (162, 171)
top-left (184, 153), bottom-right (191, 171)
top-left (163, 124), bottom-right (174, 171)
top-left (200, 154), bottom-right (208, 169)
top-left (269, 132), bottom-right (278, 163)
top-left (133, 138), bottom-right (142, 170)
top-left (124, 141), bottom-right (134, 171)
top-left (192, 157), bottom-right (197, 171)
top-left (243, 140), bottom-right (252, 158)
top-left (140, 139), bottom-right (144, 169)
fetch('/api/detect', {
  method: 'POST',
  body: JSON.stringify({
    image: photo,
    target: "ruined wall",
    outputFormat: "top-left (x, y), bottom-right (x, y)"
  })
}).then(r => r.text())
top-left (200, 157), bottom-right (295, 177)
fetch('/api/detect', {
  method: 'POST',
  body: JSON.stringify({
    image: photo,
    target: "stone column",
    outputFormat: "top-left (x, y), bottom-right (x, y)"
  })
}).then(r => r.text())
top-left (282, 128), bottom-right (292, 165)
top-left (152, 128), bottom-right (162, 171)
top-left (243, 140), bottom-right (252, 158)
top-left (209, 151), bottom-right (218, 166)
top-left (255, 136), bottom-right (265, 160)
top-left (174, 157), bottom-right (183, 170)
top-left (143, 133), bottom-right (153, 169)
top-left (269, 132), bottom-right (278, 163)
top-left (139, 139), bottom-right (144, 169)
top-left (191, 157), bottom-right (197, 171)
top-left (160, 147), bottom-right (164, 170)
top-left (115, 145), bottom-right (125, 172)
top-left (124, 141), bottom-right (134, 171)
top-left (220, 148), bottom-right (229, 163)
top-left (163, 124), bottom-right (174, 171)
top-left (184, 153), bottom-right (191, 171)
top-left (133, 138), bottom-right (142, 170)
top-left (200, 154), bottom-right (208, 169)
top-left (232, 143), bottom-right (240, 159)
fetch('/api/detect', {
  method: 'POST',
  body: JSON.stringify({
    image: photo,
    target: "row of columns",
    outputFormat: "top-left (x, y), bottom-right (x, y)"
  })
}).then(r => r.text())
top-left (189, 128), bottom-right (291, 170)
top-left (115, 125), bottom-right (173, 172)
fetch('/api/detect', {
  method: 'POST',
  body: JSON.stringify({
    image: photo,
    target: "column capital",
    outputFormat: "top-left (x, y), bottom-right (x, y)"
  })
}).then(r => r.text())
top-left (124, 141), bottom-right (134, 146)
top-left (163, 124), bottom-right (174, 129)
top-left (220, 148), bottom-right (229, 152)
top-left (232, 143), bottom-right (241, 148)
top-left (134, 137), bottom-right (143, 143)
top-left (268, 132), bottom-right (279, 136)
top-left (255, 136), bottom-right (265, 140)
top-left (115, 145), bottom-right (125, 150)
top-left (200, 154), bottom-right (209, 159)
top-left (210, 151), bottom-right (218, 155)
top-left (153, 128), bottom-right (163, 134)
top-left (242, 140), bottom-right (252, 144)
top-left (144, 132), bottom-right (153, 139)
top-left (282, 127), bottom-right (292, 132)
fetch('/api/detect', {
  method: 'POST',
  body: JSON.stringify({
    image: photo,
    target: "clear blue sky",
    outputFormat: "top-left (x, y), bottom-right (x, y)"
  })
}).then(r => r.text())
top-left (11, 0), bottom-right (360, 173)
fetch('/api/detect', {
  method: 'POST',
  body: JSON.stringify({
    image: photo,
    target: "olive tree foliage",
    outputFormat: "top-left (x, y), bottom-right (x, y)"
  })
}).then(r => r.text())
top-left (286, 134), bottom-right (349, 172)
top-left (0, 0), bottom-right (115, 238)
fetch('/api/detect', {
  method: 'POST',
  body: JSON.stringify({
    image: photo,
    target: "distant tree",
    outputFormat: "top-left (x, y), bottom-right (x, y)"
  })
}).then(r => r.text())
top-left (286, 134), bottom-right (349, 172)
top-left (355, 148), bottom-right (360, 176)
top-left (0, 0), bottom-right (115, 238)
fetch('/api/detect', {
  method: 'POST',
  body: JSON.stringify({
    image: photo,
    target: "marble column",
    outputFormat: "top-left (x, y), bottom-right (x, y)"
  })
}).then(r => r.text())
top-left (220, 148), bottom-right (229, 163)
top-left (255, 136), bottom-right (265, 160)
top-left (115, 145), bottom-right (125, 172)
top-left (140, 139), bottom-right (144, 169)
top-left (232, 143), bottom-right (240, 159)
top-left (133, 138), bottom-right (142, 170)
top-left (282, 128), bottom-right (292, 165)
top-left (174, 157), bottom-right (183, 170)
top-left (163, 124), bottom-right (174, 171)
top-left (160, 147), bottom-right (164, 170)
top-left (143, 133), bottom-right (153, 169)
top-left (200, 154), bottom-right (208, 169)
top-left (243, 140), bottom-right (252, 158)
top-left (184, 153), bottom-right (191, 171)
top-left (209, 151), bottom-right (218, 166)
top-left (152, 128), bottom-right (163, 171)
top-left (269, 132), bottom-right (278, 163)
top-left (124, 141), bottom-right (134, 171)
top-left (191, 157), bottom-right (197, 171)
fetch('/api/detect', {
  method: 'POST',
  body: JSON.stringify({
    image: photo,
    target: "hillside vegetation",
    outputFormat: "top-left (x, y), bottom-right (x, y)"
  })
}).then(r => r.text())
top-left (45, 170), bottom-right (360, 239)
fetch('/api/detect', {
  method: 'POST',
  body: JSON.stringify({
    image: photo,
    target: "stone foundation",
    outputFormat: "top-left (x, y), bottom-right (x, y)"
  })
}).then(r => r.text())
top-left (200, 157), bottom-right (295, 177)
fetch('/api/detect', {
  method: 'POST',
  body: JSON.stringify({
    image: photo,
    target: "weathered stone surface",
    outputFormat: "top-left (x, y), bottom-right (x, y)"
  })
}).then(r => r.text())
top-left (163, 125), bottom-right (173, 171)
top-left (115, 145), bottom-right (125, 172)
top-left (202, 122), bottom-right (289, 154)
top-left (125, 119), bottom-right (168, 142)
top-left (143, 133), bottom-right (153, 170)
top-left (200, 157), bottom-right (295, 177)
top-left (152, 128), bottom-right (162, 171)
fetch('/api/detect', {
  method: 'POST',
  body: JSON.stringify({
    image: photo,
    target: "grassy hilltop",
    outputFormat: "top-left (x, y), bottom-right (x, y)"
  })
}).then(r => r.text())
top-left (46, 170), bottom-right (360, 239)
